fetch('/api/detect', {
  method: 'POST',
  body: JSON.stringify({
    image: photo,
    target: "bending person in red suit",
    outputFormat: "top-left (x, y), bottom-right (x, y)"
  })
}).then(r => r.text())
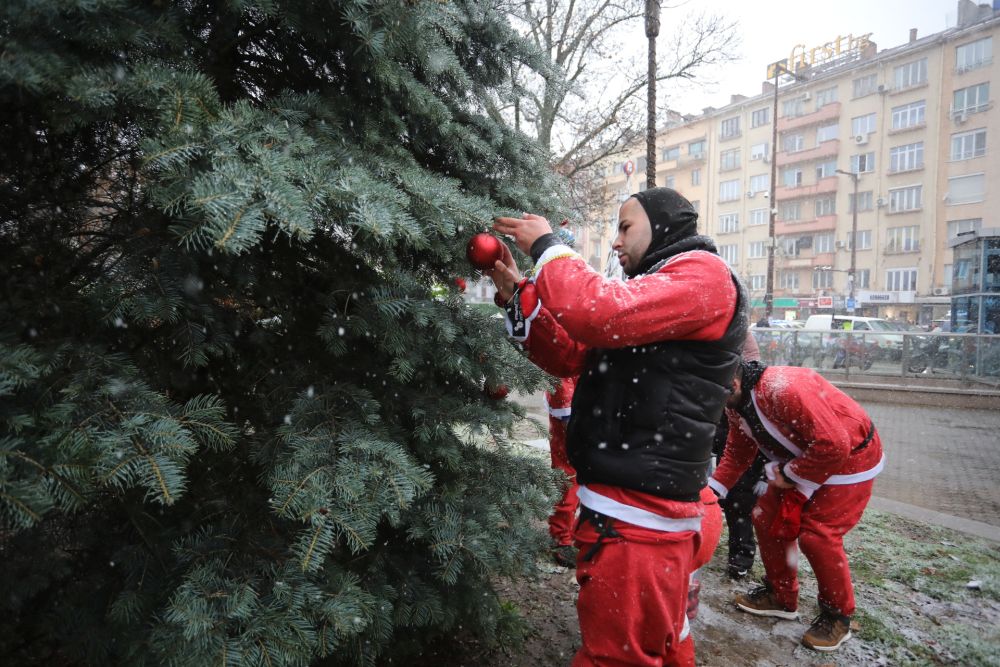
top-left (710, 360), bottom-right (885, 653)
top-left (546, 376), bottom-right (580, 567)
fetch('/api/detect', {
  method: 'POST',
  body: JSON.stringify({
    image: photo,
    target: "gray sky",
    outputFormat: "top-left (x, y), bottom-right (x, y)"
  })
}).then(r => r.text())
top-left (655, 0), bottom-right (955, 114)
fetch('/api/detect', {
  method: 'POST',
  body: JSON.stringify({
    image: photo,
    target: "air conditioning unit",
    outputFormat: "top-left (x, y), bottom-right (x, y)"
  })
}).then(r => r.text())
top-left (746, 191), bottom-right (756, 198)
top-left (876, 197), bottom-right (886, 207)
top-left (802, 91), bottom-right (812, 101)
top-left (835, 240), bottom-right (846, 249)
top-left (854, 134), bottom-right (869, 145)
top-left (955, 112), bottom-right (968, 124)
top-left (877, 84), bottom-right (887, 94)
top-left (762, 154), bottom-right (770, 163)
top-left (932, 287), bottom-right (950, 296)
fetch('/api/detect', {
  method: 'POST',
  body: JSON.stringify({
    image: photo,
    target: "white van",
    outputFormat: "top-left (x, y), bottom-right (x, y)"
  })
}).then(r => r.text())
top-left (802, 315), bottom-right (903, 351)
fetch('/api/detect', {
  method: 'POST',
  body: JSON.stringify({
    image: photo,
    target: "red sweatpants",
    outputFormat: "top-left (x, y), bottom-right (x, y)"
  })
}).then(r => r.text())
top-left (572, 520), bottom-right (697, 667)
top-left (548, 415), bottom-right (579, 545)
top-left (752, 480), bottom-right (874, 616)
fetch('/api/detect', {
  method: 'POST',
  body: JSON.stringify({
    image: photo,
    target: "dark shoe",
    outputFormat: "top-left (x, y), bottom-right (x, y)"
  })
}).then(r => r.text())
top-left (734, 582), bottom-right (798, 620)
top-left (801, 608), bottom-right (852, 652)
top-left (727, 564), bottom-right (750, 580)
top-left (551, 544), bottom-right (577, 568)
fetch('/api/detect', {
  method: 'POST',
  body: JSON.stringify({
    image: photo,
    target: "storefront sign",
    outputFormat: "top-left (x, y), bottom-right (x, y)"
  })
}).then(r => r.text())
top-left (817, 296), bottom-right (833, 308)
top-left (858, 291), bottom-right (916, 304)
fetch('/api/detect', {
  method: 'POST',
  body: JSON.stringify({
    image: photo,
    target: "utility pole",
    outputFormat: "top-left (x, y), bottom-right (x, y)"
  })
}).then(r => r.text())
top-left (837, 168), bottom-right (860, 311)
top-left (645, 0), bottom-right (660, 189)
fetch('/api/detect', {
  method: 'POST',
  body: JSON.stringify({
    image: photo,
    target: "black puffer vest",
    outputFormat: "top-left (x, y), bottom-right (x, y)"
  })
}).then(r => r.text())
top-left (566, 251), bottom-right (749, 502)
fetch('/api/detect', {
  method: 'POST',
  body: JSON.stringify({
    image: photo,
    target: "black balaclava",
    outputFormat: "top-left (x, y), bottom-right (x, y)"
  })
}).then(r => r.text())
top-left (629, 187), bottom-right (716, 277)
top-left (737, 360), bottom-right (768, 411)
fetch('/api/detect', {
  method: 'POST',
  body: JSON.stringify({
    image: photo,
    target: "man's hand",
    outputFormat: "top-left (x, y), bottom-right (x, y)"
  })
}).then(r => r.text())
top-left (487, 242), bottom-right (522, 302)
top-left (493, 213), bottom-right (553, 256)
top-left (770, 467), bottom-right (795, 490)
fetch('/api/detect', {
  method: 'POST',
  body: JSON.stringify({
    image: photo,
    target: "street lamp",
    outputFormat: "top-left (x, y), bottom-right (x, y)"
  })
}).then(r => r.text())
top-left (836, 168), bottom-right (860, 312)
top-left (764, 60), bottom-right (806, 320)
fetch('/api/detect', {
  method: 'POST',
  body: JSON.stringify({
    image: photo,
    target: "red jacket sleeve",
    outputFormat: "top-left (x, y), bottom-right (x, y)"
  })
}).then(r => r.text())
top-left (709, 410), bottom-right (760, 497)
top-left (521, 306), bottom-right (589, 378)
top-left (531, 247), bottom-right (737, 348)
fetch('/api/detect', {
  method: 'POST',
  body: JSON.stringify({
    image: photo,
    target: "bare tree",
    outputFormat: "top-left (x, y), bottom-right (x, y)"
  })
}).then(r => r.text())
top-left (503, 0), bottom-right (740, 181)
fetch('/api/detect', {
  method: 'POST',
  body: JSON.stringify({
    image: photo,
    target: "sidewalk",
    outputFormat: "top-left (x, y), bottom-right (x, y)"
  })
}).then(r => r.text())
top-left (511, 392), bottom-right (1000, 541)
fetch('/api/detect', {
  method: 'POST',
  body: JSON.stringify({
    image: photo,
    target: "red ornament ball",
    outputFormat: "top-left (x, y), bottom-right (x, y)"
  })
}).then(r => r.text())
top-left (466, 233), bottom-right (505, 271)
top-left (485, 383), bottom-right (509, 400)
top-left (453, 277), bottom-right (467, 292)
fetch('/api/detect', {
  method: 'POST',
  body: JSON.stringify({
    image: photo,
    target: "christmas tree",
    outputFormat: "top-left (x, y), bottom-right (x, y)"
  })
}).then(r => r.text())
top-left (0, 1), bottom-right (564, 664)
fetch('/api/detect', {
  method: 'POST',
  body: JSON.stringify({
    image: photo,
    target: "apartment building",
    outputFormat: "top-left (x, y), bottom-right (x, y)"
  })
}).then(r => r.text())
top-left (593, 0), bottom-right (999, 325)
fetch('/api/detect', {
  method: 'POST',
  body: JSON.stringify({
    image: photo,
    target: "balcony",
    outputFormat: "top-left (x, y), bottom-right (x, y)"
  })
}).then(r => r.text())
top-left (777, 102), bottom-right (841, 132)
top-left (776, 139), bottom-right (840, 167)
top-left (775, 214), bottom-right (837, 235)
top-left (811, 252), bottom-right (836, 267)
top-left (775, 176), bottom-right (839, 201)
top-left (678, 152), bottom-right (706, 167)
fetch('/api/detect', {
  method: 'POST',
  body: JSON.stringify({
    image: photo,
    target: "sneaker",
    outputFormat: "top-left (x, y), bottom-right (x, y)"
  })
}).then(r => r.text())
top-left (801, 609), bottom-right (852, 652)
top-left (734, 583), bottom-right (798, 620)
top-left (551, 544), bottom-right (577, 568)
top-left (727, 565), bottom-right (750, 580)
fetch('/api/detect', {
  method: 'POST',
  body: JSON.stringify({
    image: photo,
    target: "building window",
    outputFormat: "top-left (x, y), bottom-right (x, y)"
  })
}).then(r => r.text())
top-left (851, 113), bottom-right (877, 137)
top-left (782, 236), bottom-right (803, 256)
top-left (815, 196), bottom-right (836, 217)
top-left (893, 58), bottom-right (927, 89)
top-left (749, 274), bottom-right (766, 291)
top-left (891, 100), bottom-right (926, 130)
top-left (886, 268), bottom-right (917, 291)
top-left (782, 98), bottom-right (806, 118)
top-left (813, 270), bottom-right (834, 289)
top-left (950, 129), bottom-right (986, 160)
top-left (815, 233), bottom-right (834, 253)
top-left (852, 73), bottom-right (878, 98)
top-left (780, 271), bottom-right (800, 289)
top-left (718, 213), bottom-right (740, 234)
top-left (782, 133), bottom-right (805, 152)
top-left (720, 148), bottom-right (741, 171)
top-left (848, 230), bottom-right (872, 250)
top-left (749, 173), bottom-right (770, 193)
top-left (689, 140), bottom-right (706, 156)
top-left (691, 168), bottom-right (701, 186)
top-left (751, 107), bottom-right (771, 127)
top-left (720, 117), bottom-right (740, 139)
top-left (816, 123), bottom-right (838, 143)
top-left (750, 142), bottom-right (769, 160)
top-left (849, 191), bottom-right (874, 213)
top-left (780, 201), bottom-right (801, 221)
top-left (953, 83), bottom-right (990, 115)
top-left (662, 145), bottom-right (680, 161)
top-left (889, 141), bottom-right (924, 172)
top-left (665, 175), bottom-right (676, 189)
top-left (947, 173), bottom-right (985, 204)
top-left (886, 225), bottom-right (920, 253)
top-left (856, 269), bottom-right (871, 288)
top-left (719, 179), bottom-right (740, 202)
top-left (690, 200), bottom-right (700, 213)
top-left (637, 156), bottom-right (647, 172)
top-left (815, 160), bottom-right (837, 179)
top-left (889, 185), bottom-right (922, 212)
top-left (956, 36), bottom-right (992, 72)
top-left (748, 241), bottom-right (767, 258)
top-left (851, 152), bottom-right (875, 173)
top-left (815, 86), bottom-right (838, 109)
top-left (781, 167), bottom-right (803, 187)
top-left (719, 244), bottom-right (739, 265)
top-left (947, 218), bottom-right (982, 240)
top-left (749, 208), bottom-right (769, 226)
top-left (943, 264), bottom-right (953, 286)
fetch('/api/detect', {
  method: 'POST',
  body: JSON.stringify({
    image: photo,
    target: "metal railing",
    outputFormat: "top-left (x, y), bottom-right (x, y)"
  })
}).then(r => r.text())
top-left (751, 328), bottom-right (1000, 388)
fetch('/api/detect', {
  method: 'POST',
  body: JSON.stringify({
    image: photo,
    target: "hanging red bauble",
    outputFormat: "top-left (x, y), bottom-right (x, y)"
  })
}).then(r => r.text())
top-left (466, 233), bottom-right (505, 271)
top-left (485, 383), bottom-right (509, 400)
top-left (454, 277), bottom-right (467, 292)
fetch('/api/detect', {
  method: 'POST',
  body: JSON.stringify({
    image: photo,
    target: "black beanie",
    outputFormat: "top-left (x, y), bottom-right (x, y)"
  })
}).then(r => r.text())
top-left (629, 187), bottom-right (700, 276)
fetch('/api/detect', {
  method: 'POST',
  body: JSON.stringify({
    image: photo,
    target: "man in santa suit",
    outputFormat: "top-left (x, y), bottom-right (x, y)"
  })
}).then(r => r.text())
top-left (709, 360), bottom-right (885, 652)
top-left (545, 376), bottom-right (580, 567)
top-left (490, 187), bottom-right (747, 667)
